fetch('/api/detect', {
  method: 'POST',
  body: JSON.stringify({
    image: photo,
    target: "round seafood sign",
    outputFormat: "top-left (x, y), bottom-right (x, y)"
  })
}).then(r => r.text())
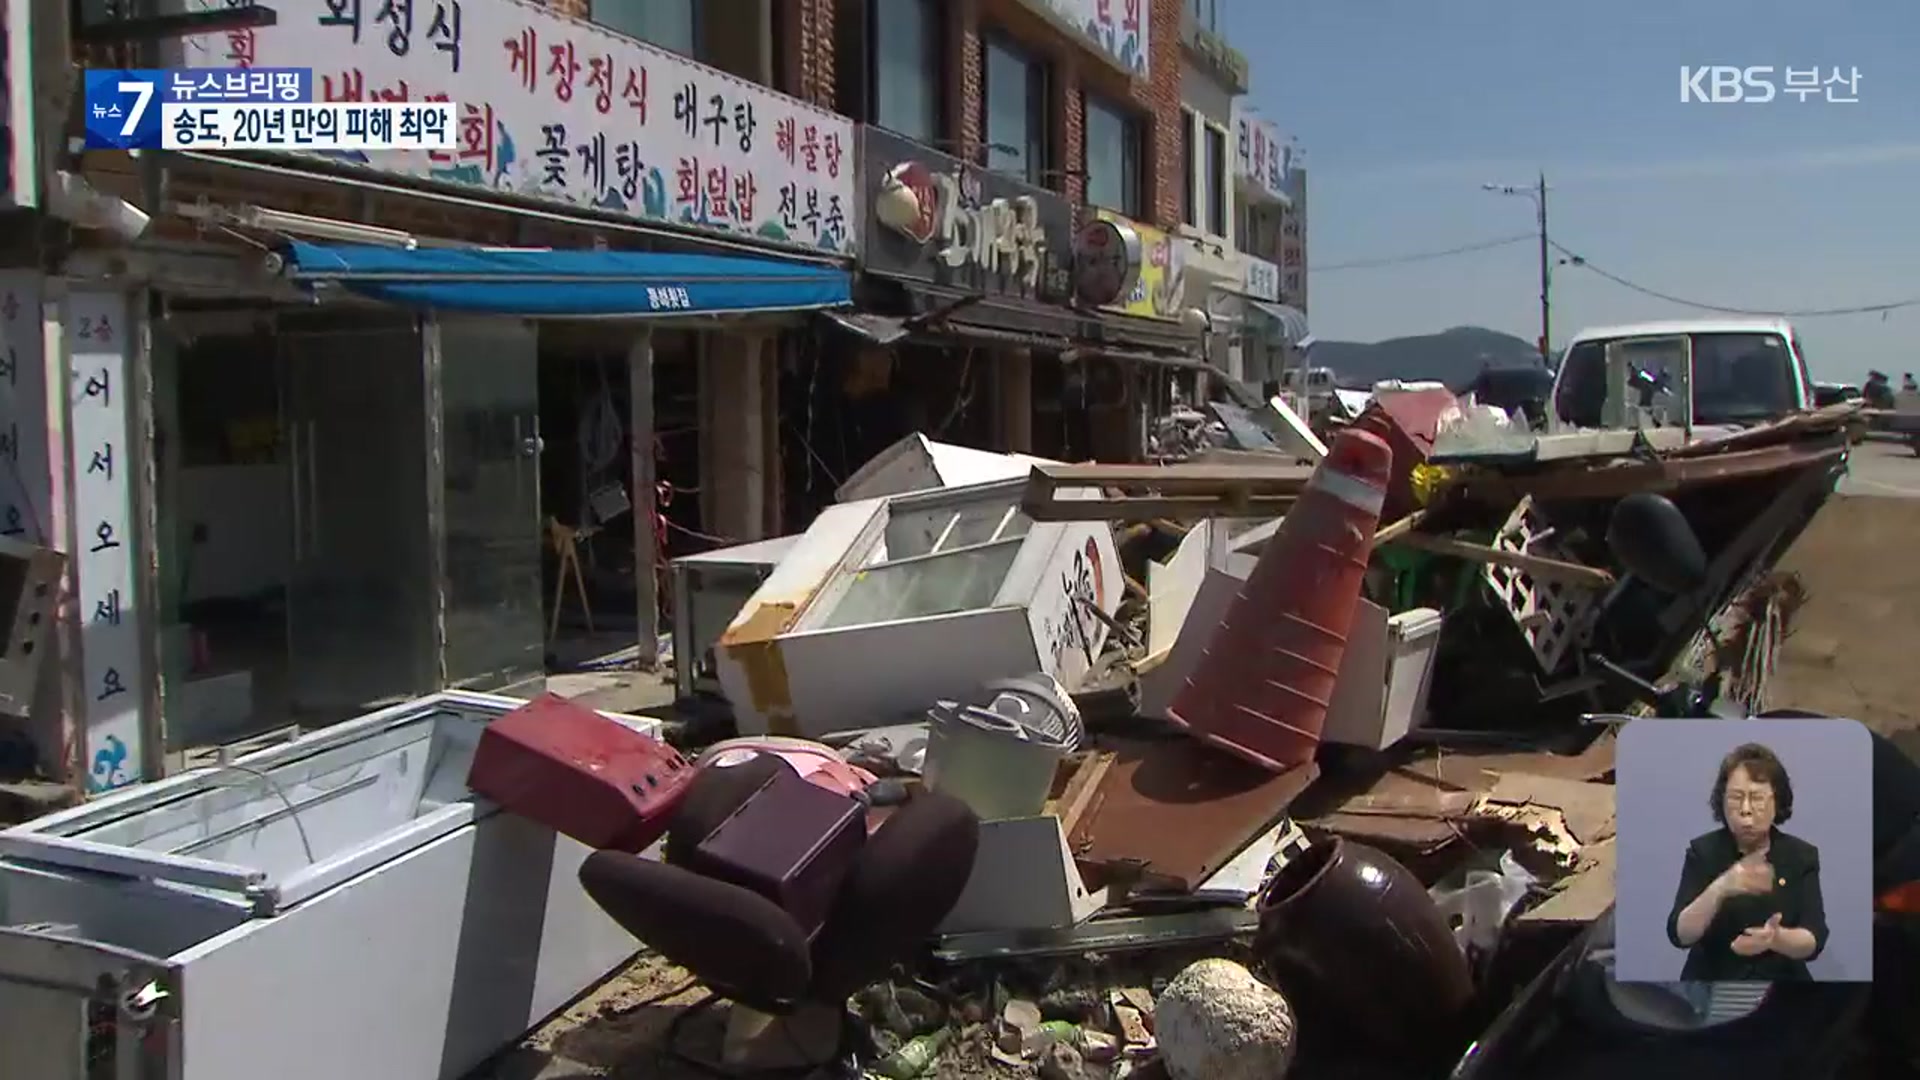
top-left (1073, 218), bottom-right (1141, 307)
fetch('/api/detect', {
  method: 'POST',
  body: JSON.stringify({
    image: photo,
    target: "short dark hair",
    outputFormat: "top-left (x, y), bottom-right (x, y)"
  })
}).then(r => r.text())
top-left (1709, 742), bottom-right (1794, 825)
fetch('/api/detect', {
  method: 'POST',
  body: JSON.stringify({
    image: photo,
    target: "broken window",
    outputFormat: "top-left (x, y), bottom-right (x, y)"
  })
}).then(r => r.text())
top-left (819, 493), bottom-right (1034, 629)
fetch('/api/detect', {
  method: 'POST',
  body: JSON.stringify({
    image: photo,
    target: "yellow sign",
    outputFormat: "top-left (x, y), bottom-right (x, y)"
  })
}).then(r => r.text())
top-left (1095, 209), bottom-right (1188, 320)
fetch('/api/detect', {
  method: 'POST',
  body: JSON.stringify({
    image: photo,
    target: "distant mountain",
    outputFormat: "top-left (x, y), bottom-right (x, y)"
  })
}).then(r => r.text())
top-left (1309, 326), bottom-right (1546, 389)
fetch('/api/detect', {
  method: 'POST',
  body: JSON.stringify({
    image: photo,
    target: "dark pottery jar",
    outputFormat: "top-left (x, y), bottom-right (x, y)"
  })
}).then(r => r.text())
top-left (1253, 836), bottom-right (1474, 1063)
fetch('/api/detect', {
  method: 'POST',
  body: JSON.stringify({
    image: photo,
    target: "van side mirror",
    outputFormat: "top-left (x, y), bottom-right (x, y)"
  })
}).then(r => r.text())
top-left (1606, 492), bottom-right (1708, 594)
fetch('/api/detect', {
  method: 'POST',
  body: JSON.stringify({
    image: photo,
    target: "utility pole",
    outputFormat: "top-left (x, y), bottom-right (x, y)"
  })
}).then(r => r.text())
top-left (1484, 174), bottom-right (1553, 363)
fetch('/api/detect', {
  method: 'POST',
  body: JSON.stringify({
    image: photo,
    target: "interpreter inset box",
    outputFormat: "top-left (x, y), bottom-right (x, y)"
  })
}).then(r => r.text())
top-left (1614, 716), bottom-right (1873, 983)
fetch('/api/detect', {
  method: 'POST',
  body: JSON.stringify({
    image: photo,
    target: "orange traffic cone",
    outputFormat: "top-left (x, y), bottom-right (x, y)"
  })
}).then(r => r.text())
top-left (1167, 426), bottom-right (1396, 771)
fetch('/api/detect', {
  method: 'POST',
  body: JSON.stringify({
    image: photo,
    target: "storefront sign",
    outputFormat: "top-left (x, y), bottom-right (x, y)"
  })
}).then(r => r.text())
top-left (1232, 104), bottom-right (1291, 206)
top-left (860, 126), bottom-right (1073, 302)
top-left (1180, 19), bottom-right (1247, 93)
top-left (1072, 218), bottom-right (1140, 307)
top-left (1017, 0), bottom-right (1148, 77)
top-left (173, 0), bottom-right (858, 254)
top-left (877, 162), bottom-right (1047, 290)
top-left (1093, 210), bottom-right (1185, 320)
top-left (1242, 256), bottom-right (1280, 302)
top-left (0, 274), bottom-right (47, 545)
top-left (66, 290), bottom-right (145, 794)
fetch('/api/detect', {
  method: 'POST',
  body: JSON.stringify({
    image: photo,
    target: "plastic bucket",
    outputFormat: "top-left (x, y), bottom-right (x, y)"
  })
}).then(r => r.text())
top-left (922, 702), bottom-right (1068, 821)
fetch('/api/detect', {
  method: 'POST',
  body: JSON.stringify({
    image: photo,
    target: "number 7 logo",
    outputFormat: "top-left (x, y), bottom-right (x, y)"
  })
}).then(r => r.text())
top-left (117, 81), bottom-right (154, 138)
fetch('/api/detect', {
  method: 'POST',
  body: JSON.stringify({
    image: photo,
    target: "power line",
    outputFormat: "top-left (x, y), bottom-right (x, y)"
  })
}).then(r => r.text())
top-left (1312, 233), bottom-right (1533, 273)
top-left (1548, 240), bottom-right (1920, 318)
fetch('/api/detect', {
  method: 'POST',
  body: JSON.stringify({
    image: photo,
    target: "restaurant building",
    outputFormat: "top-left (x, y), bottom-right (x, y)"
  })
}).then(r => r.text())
top-left (0, 0), bottom-right (863, 795)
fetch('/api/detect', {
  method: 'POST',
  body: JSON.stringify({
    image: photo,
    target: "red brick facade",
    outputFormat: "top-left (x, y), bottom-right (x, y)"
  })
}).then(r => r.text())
top-left (94, 0), bottom-right (1170, 248)
top-left (947, 0), bottom-right (1184, 231)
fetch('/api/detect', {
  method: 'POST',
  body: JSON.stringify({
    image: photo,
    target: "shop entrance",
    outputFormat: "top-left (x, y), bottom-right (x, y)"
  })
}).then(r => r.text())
top-left (535, 325), bottom-right (704, 670)
top-left (154, 307), bottom-right (544, 755)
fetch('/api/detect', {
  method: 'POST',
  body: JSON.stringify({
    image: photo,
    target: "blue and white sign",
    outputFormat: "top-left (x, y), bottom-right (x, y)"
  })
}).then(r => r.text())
top-left (66, 290), bottom-right (145, 794)
top-left (84, 67), bottom-right (314, 149)
top-left (164, 102), bottom-right (456, 150)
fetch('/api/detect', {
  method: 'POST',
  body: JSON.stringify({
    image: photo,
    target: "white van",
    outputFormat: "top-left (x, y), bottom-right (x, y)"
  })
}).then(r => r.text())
top-left (1547, 317), bottom-right (1813, 432)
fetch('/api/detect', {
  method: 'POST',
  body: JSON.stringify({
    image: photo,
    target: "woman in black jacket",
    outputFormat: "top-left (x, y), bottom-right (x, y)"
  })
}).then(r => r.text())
top-left (1666, 742), bottom-right (1828, 981)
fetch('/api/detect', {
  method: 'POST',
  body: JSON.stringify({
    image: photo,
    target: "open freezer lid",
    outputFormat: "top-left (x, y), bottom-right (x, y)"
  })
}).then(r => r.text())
top-left (0, 692), bottom-right (660, 916)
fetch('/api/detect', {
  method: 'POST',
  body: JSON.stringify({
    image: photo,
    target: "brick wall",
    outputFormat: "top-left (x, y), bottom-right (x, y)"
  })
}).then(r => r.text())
top-left (975, 0), bottom-right (1183, 228)
top-left (1141, 0), bottom-right (1183, 230)
top-left (787, 0), bottom-right (838, 107)
top-left (531, 0), bottom-right (832, 103)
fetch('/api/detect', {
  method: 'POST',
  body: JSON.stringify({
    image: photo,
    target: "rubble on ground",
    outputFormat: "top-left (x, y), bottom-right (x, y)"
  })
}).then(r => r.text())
top-left (484, 391), bottom-right (1856, 1079)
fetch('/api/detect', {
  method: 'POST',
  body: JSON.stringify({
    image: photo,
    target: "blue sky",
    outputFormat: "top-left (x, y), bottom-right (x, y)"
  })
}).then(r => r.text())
top-left (1224, 0), bottom-right (1920, 383)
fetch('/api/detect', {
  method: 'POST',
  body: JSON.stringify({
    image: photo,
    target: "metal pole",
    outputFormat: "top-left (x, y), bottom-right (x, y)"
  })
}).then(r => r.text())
top-left (629, 328), bottom-right (658, 669)
top-left (1537, 171), bottom-right (1552, 363)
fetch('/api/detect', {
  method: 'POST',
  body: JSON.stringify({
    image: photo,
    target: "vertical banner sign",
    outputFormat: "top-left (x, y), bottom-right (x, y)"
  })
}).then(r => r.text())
top-left (66, 291), bottom-right (142, 793)
top-left (0, 272), bottom-right (47, 543)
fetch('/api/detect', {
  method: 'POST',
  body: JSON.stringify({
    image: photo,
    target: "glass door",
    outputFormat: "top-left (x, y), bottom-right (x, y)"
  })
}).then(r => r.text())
top-left (279, 317), bottom-right (437, 724)
top-left (434, 317), bottom-right (546, 693)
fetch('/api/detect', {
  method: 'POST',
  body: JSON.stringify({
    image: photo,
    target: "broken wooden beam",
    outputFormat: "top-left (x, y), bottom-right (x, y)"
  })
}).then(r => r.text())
top-left (1021, 462), bottom-right (1312, 522)
top-left (1385, 532), bottom-right (1616, 589)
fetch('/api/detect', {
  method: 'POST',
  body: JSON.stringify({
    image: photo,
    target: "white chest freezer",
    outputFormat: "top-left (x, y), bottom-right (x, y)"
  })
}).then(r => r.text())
top-left (0, 691), bottom-right (650, 1080)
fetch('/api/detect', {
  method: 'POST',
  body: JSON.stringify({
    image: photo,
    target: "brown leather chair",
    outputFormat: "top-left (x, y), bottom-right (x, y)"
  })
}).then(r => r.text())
top-left (578, 753), bottom-right (979, 1058)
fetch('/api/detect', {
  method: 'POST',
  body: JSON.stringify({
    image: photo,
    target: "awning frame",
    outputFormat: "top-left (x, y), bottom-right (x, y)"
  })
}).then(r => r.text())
top-left (271, 240), bottom-right (854, 319)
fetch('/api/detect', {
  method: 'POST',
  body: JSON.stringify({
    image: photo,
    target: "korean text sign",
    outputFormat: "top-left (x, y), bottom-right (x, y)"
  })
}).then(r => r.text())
top-left (0, 275), bottom-right (48, 546)
top-left (1094, 209), bottom-right (1185, 320)
top-left (66, 292), bottom-right (145, 794)
top-left (172, 0), bottom-right (859, 254)
top-left (1032, 0), bottom-right (1148, 77)
top-left (1231, 104), bottom-right (1290, 204)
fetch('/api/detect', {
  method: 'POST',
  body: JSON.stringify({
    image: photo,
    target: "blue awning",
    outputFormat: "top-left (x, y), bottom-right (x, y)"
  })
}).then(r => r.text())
top-left (278, 241), bottom-right (851, 318)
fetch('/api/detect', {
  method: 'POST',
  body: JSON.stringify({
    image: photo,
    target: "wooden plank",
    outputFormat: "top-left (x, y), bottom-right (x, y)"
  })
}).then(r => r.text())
top-left (1032, 462), bottom-right (1315, 493)
top-left (1386, 532), bottom-right (1616, 588)
top-left (1372, 510), bottom-right (1426, 545)
top-left (1517, 839), bottom-right (1616, 925)
top-left (1023, 494), bottom-right (1300, 522)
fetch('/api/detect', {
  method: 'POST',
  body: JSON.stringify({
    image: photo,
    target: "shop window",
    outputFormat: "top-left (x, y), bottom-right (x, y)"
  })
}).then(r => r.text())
top-left (1180, 109), bottom-right (1197, 227)
top-left (1203, 123), bottom-right (1228, 237)
top-left (173, 334), bottom-right (280, 468)
top-left (983, 33), bottom-right (1050, 186)
top-left (872, 0), bottom-right (942, 143)
top-left (814, 491), bottom-right (1035, 629)
top-left (595, 0), bottom-right (698, 57)
top-left (1083, 93), bottom-right (1142, 216)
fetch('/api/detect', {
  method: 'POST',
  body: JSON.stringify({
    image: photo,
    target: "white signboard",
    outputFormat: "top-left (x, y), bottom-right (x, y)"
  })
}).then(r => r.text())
top-left (176, 0), bottom-right (858, 254)
top-left (1231, 104), bottom-right (1290, 205)
top-left (1027, 0), bottom-right (1148, 77)
top-left (1241, 256), bottom-right (1279, 302)
top-left (0, 273), bottom-right (48, 544)
top-left (66, 291), bottom-right (144, 794)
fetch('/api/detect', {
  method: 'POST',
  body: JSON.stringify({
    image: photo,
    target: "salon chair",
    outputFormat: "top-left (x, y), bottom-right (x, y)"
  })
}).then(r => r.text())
top-left (578, 752), bottom-right (980, 1068)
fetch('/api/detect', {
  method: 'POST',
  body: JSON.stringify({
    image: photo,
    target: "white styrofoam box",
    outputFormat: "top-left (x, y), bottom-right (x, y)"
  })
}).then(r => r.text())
top-left (1322, 600), bottom-right (1445, 750)
top-left (1138, 553), bottom-right (1258, 721)
top-left (938, 815), bottom-right (1108, 934)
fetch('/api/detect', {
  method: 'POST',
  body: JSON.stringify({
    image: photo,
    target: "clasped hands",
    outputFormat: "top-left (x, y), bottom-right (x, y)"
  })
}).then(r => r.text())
top-left (1721, 854), bottom-right (1787, 957)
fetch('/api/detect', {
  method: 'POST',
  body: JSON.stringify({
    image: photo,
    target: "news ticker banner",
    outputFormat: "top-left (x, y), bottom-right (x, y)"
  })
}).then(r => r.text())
top-left (84, 68), bottom-right (454, 151)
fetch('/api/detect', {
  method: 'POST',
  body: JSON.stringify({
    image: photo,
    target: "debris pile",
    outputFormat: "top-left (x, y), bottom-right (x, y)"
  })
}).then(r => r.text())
top-left (487, 388), bottom-right (1861, 1078)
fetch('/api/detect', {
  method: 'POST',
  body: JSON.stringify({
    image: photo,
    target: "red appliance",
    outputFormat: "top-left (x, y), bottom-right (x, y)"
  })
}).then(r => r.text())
top-left (684, 762), bottom-right (869, 939)
top-left (1166, 427), bottom-right (1395, 772)
top-left (466, 693), bottom-right (694, 853)
top-left (1354, 387), bottom-right (1460, 523)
